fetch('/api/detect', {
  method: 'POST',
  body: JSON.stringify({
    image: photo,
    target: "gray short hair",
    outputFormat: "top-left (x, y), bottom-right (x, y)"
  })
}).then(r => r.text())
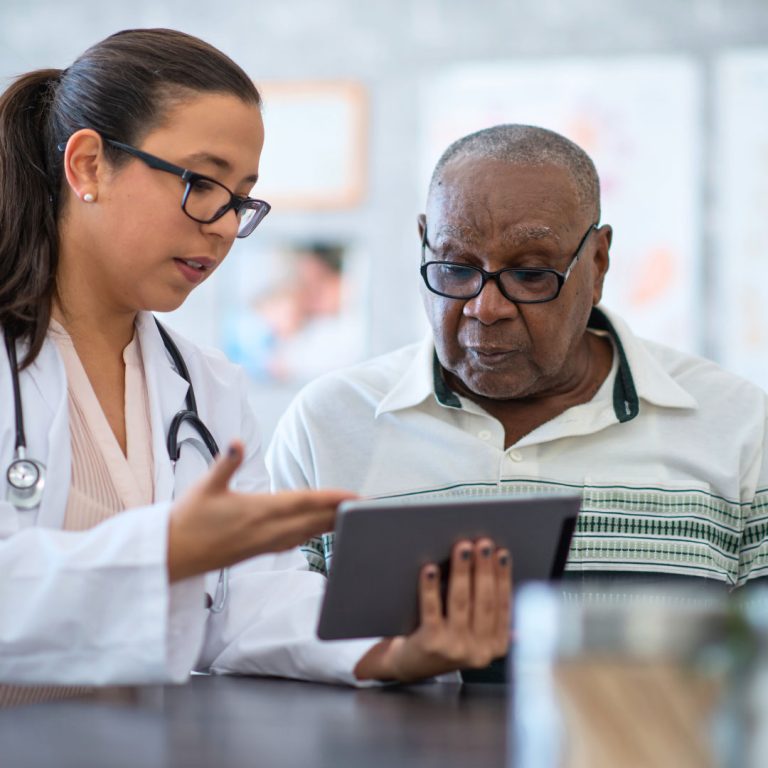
top-left (429, 124), bottom-right (600, 221)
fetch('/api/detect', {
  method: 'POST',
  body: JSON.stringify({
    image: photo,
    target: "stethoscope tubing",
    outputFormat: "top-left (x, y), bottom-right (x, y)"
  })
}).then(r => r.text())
top-left (4, 331), bottom-right (28, 453)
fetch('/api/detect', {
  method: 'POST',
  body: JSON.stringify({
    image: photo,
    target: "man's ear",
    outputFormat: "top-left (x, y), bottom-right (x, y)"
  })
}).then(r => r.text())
top-left (417, 213), bottom-right (426, 244)
top-left (61, 129), bottom-right (107, 203)
top-left (591, 224), bottom-right (612, 306)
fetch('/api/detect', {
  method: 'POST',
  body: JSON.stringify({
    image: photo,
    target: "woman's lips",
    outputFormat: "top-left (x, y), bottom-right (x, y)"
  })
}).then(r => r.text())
top-left (173, 257), bottom-right (215, 284)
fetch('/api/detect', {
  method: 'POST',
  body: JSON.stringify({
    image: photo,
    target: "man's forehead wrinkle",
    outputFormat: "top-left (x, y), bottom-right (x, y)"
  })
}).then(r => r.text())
top-left (432, 220), bottom-right (561, 251)
top-left (429, 197), bottom-right (489, 249)
top-left (500, 225), bottom-right (561, 247)
top-left (434, 223), bottom-right (480, 248)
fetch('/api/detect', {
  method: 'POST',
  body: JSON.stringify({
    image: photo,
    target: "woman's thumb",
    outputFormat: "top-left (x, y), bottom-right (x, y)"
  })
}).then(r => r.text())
top-left (203, 441), bottom-right (244, 494)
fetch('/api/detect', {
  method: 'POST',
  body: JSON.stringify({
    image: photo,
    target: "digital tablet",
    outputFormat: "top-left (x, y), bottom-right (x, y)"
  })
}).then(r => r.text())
top-left (316, 494), bottom-right (580, 640)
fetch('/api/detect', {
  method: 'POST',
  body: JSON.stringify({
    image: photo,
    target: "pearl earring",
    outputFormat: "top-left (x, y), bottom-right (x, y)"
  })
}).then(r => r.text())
top-left (82, 193), bottom-right (95, 203)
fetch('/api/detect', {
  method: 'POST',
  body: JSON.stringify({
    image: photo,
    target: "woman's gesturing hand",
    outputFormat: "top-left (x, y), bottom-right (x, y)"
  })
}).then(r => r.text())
top-left (167, 442), bottom-right (353, 582)
top-left (353, 539), bottom-right (512, 682)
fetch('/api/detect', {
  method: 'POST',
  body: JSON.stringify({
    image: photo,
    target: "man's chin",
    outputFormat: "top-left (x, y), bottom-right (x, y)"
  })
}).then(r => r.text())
top-left (451, 369), bottom-right (536, 402)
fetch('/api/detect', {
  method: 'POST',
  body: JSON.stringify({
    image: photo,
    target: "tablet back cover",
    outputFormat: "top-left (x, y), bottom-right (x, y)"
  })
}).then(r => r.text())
top-left (317, 495), bottom-right (580, 640)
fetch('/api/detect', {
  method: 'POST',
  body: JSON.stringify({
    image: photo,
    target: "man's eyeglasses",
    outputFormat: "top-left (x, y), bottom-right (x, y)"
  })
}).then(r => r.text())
top-left (59, 138), bottom-right (271, 238)
top-left (420, 223), bottom-right (598, 304)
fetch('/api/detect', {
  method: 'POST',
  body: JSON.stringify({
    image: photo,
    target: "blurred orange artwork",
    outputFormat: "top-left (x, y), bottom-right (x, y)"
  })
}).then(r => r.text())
top-left (628, 247), bottom-right (676, 307)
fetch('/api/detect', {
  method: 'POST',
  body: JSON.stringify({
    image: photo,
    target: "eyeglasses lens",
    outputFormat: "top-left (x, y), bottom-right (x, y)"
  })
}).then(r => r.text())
top-left (185, 178), bottom-right (232, 223)
top-left (425, 263), bottom-right (558, 302)
top-left (183, 178), bottom-right (270, 238)
top-left (235, 202), bottom-right (270, 238)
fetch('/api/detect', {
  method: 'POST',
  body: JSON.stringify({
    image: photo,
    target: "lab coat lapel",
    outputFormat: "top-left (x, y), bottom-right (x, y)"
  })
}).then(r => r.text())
top-left (136, 314), bottom-right (190, 503)
top-left (26, 337), bottom-right (70, 529)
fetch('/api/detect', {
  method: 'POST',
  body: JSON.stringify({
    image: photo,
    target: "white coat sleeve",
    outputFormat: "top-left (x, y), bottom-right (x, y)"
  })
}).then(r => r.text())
top-left (0, 502), bottom-right (207, 686)
top-left (197, 554), bottom-right (379, 685)
top-left (196, 374), bottom-right (380, 686)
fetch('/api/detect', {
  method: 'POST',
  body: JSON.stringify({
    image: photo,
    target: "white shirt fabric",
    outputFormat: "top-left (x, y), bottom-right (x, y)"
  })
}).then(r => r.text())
top-left (0, 313), bottom-right (375, 687)
top-left (267, 307), bottom-right (768, 588)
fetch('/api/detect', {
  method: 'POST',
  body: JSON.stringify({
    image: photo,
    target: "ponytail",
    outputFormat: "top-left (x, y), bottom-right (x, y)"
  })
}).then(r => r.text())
top-left (0, 69), bottom-right (62, 367)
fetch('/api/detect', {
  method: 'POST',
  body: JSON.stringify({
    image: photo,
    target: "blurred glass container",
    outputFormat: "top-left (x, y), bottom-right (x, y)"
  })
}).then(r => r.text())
top-left (738, 586), bottom-right (768, 768)
top-left (510, 581), bottom-right (758, 768)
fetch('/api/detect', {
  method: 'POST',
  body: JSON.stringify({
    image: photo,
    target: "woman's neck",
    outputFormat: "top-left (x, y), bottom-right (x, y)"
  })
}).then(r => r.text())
top-left (51, 292), bottom-right (137, 355)
top-left (54, 222), bottom-right (140, 353)
top-left (53, 253), bottom-right (138, 353)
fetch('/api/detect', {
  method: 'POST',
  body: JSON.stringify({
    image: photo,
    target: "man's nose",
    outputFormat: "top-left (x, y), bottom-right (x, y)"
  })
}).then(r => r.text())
top-left (462, 277), bottom-right (520, 324)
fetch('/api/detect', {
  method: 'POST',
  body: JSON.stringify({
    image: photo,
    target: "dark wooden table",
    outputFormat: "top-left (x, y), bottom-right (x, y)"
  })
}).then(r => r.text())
top-left (0, 676), bottom-right (508, 768)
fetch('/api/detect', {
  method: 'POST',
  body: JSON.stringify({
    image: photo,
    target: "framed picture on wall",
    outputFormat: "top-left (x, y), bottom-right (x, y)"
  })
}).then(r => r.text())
top-left (255, 80), bottom-right (368, 210)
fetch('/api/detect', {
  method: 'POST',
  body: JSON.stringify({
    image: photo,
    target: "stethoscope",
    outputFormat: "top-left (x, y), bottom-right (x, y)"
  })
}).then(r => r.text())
top-left (4, 319), bottom-right (229, 613)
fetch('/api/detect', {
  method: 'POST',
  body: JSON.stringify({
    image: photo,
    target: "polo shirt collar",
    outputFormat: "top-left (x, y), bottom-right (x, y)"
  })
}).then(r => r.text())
top-left (375, 306), bottom-right (697, 419)
top-left (595, 306), bottom-right (697, 414)
top-left (375, 334), bottom-right (437, 416)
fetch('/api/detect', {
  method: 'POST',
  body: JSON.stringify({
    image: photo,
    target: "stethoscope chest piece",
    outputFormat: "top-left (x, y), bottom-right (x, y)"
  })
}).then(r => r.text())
top-left (4, 331), bottom-right (47, 510)
top-left (7, 453), bottom-right (46, 510)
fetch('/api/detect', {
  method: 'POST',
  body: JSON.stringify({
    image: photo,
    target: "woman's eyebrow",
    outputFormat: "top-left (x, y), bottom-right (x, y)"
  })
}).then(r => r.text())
top-left (180, 151), bottom-right (259, 184)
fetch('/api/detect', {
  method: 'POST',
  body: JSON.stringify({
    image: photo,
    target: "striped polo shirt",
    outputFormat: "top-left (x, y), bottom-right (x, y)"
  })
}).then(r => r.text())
top-left (266, 307), bottom-right (768, 588)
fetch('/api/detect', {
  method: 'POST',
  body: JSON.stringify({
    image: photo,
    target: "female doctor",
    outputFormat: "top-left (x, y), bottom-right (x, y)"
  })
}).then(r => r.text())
top-left (0, 28), bottom-right (510, 703)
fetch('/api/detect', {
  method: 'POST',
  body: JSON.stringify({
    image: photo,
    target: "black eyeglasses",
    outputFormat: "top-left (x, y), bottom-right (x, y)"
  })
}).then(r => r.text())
top-left (58, 138), bottom-right (271, 238)
top-left (420, 223), bottom-right (598, 304)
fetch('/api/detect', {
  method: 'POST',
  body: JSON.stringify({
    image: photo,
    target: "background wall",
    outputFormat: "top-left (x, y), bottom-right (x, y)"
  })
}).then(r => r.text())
top-left (2, 0), bottom-right (767, 439)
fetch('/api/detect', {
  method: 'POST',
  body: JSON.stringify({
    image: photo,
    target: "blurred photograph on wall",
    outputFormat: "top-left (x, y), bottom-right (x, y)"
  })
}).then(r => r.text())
top-left (217, 239), bottom-right (368, 382)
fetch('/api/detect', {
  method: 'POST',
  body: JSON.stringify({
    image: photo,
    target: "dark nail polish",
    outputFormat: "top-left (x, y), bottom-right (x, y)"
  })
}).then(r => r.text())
top-left (481, 545), bottom-right (492, 558)
top-left (461, 549), bottom-right (472, 561)
top-left (426, 569), bottom-right (437, 580)
top-left (228, 445), bottom-right (238, 458)
top-left (499, 554), bottom-right (509, 567)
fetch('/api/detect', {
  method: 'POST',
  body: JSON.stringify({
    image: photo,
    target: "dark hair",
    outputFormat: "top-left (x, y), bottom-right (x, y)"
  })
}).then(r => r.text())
top-left (0, 28), bottom-right (261, 367)
top-left (294, 242), bottom-right (345, 274)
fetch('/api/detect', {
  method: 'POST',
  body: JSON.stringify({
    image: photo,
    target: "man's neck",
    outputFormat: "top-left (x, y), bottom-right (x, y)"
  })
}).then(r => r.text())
top-left (448, 332), bottom-right (614, 449)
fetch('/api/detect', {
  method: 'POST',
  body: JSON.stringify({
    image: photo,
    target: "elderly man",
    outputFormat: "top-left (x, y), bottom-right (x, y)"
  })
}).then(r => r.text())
top-left (267, 124), bottom-right (768, 589)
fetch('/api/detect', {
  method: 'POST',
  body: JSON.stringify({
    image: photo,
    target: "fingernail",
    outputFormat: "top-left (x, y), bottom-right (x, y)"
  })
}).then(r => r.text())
top-left (228, 445), bottom-right (238, 459)
top-left (425, 568), bottom-right (437, 580)
top-left (481, 545), bottom-right (492, 558)
top-left (499, 554), bottom-right (509, 567)
top-left (460, 548), bottom-right (472, 561)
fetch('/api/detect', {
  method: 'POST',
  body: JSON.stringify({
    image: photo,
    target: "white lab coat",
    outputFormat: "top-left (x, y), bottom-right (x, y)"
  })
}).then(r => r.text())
top-left (0, 313), bottom-right (374, 687)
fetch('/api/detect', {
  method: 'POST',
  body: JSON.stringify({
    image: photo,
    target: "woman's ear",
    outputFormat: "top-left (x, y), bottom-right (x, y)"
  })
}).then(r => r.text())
top-left (61, 129), bottom-right (106, 203)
